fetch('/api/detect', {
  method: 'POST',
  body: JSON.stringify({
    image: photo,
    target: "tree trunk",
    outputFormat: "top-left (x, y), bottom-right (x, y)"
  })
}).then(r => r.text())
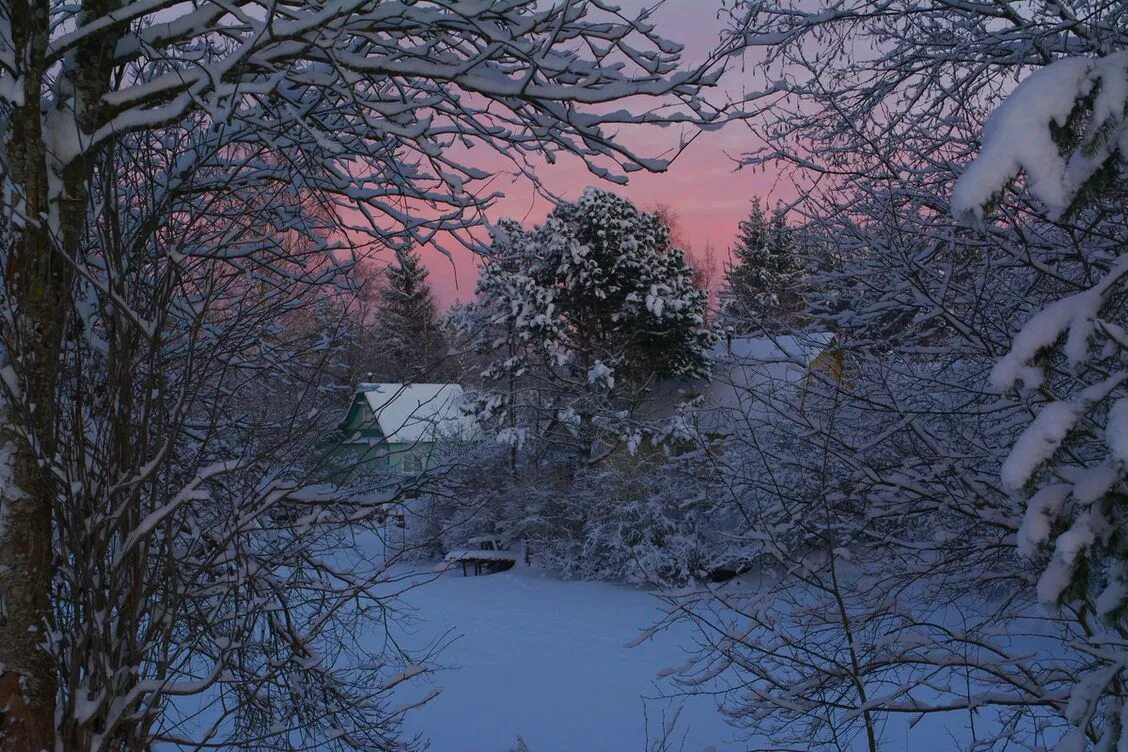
top-left (0, 0), bottom-right (111, 746)
top-left (0, 19), bottom-right (60, 752)
top-left (0, 4), bottom-right (59, 746)
top-left (0, 449), bottom-right (56, 752)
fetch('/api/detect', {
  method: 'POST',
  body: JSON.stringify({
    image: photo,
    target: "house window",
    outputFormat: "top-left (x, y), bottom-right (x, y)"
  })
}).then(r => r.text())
top-left (401, 453), bottom-right (427, 475)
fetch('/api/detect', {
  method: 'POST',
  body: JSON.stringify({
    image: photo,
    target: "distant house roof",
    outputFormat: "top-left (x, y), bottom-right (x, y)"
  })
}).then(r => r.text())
top-left (354, 383), bottom-right (471, 444)
top-left (709, 332), bottom-right (836, 391)
top-left (641, 333), bottom-right (834, 424)
top-left (633, 333), bottom-right (835, 436)
top-left (701, 332), bottom-right (836, 432)
top-left (709, 331), bottom-right (835, 364)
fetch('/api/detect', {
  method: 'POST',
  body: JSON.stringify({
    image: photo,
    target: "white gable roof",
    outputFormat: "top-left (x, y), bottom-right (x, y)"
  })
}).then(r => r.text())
top-left (640, 333), bottom-right (835, 424)
top-left (708, 332), bottom-right (833, 392)
top-left (358, 383), bottom-right (471, 444)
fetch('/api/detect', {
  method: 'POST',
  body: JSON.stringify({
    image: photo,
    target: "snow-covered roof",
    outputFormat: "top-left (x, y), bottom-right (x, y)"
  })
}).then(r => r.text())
top-left (641, 333), bottom-right (836, 427)
top-left (656, 332), bottom-right (837, 436)
top-left (357, 383), bottom-right (472, 444)
top-left (709, 332), bottom-right (835, 364)
top-left (709, 332), bottom-right (834, 396)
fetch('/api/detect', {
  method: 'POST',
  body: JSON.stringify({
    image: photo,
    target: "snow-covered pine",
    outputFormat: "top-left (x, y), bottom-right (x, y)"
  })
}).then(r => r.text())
top-left (953, 49), bottom-right (1128, 752)
top-left (719, 198), bottom-right (806, 333)
top-left (461, 187), bottom-right (714, 465)
top-left (952, 53), bottom-right (1128, 222)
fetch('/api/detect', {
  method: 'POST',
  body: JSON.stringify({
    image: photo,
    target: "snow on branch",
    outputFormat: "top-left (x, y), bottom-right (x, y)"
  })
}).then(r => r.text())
top-left (32, 1), bottom-right (737, 183)
top-left (953, 52), bottom-right (1128, 220)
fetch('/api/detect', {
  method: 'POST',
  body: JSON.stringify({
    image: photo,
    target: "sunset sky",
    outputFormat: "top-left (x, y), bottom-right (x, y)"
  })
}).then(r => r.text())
top-left (417, 1), bottom-right (783, 307)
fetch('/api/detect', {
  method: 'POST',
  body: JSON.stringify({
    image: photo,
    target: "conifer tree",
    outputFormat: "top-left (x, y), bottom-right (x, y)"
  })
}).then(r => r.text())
top-left (463, 188), bottom-right (714, 461)
top-left (370, 246), bottom-right (450, 383)
top-left (721, 199), bottom-right (806, 331)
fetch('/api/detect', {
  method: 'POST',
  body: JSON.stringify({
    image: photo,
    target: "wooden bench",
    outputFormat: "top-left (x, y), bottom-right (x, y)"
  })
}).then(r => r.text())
top-left (443, 538), bottom-right (517, 576)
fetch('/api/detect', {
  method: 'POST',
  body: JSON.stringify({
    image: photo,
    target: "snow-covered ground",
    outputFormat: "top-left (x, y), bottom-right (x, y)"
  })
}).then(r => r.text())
top-left (388, 563), bottom-right (730, 752)
top-left (165, 526), bottom-right (1009, 751)
top-left (386, 560), bottom-right (981, 752)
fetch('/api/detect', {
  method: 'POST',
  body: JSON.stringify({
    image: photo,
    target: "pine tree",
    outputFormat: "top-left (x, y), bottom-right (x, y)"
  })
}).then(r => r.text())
top-left (721, 199), bottom-right (806, 332)
top-left (463, 188), bottom-right (714, 461)
top-left (479, 187), bottom-right (712, 387)
top-left (369, 246), bottom-right (450, 383)
top-left (546, 189), bottom-right (713, 385)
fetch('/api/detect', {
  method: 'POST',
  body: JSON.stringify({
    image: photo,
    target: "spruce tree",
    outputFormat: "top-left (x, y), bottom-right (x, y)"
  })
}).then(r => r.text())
top-left (370, 245), bottom-right (449, 383)
top-left (721, 199), bottom-right (806, 332)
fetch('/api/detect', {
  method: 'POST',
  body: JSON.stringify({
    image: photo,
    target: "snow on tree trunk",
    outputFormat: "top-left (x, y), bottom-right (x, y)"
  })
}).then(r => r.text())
top-left (1, 1), bottom-right (106, 744)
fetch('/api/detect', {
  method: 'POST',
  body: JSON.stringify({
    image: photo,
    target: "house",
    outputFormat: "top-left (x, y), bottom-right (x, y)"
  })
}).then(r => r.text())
top-left (701, 331), bottom-right (838, 434)
top-left (643, 332), bottom-right (837, 441)
top-left (327, 383), bottom-right (472, 479)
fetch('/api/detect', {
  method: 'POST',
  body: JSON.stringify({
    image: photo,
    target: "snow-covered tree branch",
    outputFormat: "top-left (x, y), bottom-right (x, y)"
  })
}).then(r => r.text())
top-left (0, 2), bottom-right (740, 749)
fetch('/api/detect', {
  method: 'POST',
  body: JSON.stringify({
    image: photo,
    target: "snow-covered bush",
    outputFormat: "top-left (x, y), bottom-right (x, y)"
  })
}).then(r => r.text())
top-left (422, 434), bottom-right (723, 587)
top-left (524, 459), bottom-right (716, 586)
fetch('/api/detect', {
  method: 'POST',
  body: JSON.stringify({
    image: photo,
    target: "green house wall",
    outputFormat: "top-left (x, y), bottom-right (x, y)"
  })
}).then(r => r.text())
top-left (317, 395), bottom-right (437, 482)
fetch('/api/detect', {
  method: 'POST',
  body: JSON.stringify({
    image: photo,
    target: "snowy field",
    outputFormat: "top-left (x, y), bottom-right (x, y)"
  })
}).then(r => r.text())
top-left (166, 528), bottom-right (1006, 751)
top-left (389, 563), bottom-right (730, 752)
top-left (386, 560), bottom-right (978, 752)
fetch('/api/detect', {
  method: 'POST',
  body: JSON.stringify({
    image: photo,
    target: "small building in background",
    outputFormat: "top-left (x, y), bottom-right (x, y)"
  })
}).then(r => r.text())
top-left (699, 331), bottom-right (839, 436)
top-left (328, 383), bottom-right (471, 480)
top-left (640, 332), bottom-right (837, 443)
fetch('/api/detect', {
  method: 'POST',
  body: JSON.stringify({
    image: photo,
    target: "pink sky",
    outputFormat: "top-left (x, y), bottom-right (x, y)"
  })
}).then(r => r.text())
top-left (412, 1), bottom-right (785, 308)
